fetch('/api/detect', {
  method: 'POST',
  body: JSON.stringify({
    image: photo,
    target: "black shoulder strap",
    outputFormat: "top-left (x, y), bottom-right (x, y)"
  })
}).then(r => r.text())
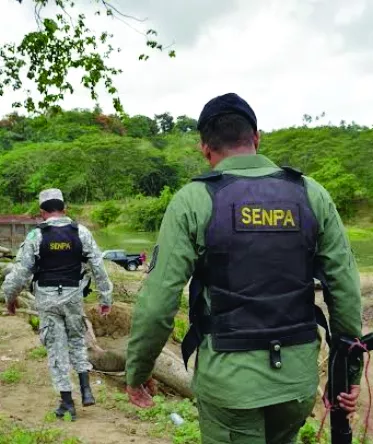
top-left (281, 165), bottom-right (303, 180)
top-left (70, 221), bottom-right (79, 230)
top-left (277, 165), bottom-right (305, 186)
top-left (37, 222), bottom-right (49, 232)
top-left (192, 171), bottom-right (223, 182)
top-left (280, 165), bottom-right (303, 177)
top-left (192, 171), bottom-right (242, 197)
top-left (38, 221), bottom-right (78, 231)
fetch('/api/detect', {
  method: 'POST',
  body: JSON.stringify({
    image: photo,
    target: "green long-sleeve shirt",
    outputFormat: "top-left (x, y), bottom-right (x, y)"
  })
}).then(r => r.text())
top-left (126, 154), bottom-right (362, 409)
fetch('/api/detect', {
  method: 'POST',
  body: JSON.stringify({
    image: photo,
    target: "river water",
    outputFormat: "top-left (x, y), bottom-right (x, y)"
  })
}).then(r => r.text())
top-left (93, 228), bottom-right (157, 254)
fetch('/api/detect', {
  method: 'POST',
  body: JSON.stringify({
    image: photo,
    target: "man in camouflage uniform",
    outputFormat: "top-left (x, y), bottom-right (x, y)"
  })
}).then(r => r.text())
top-left (1, 188), bottom-right (113, 420)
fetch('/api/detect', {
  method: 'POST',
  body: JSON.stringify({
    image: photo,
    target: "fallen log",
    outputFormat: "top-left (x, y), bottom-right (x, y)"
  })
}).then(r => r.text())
top-left (83, 305), bottom-right (195, 398)
top-left (2, 308), bottom-right (38, 316)
top-left (88, 336), bottom-right (194, 399)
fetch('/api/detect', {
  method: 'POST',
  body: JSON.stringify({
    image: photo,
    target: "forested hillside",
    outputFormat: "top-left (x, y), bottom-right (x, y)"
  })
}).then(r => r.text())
top-left (0, 109), bottom-right (372, 228)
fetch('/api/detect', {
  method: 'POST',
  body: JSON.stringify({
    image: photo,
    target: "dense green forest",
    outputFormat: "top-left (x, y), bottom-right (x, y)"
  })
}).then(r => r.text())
top-left (0, 108), bottom-right (372, 231)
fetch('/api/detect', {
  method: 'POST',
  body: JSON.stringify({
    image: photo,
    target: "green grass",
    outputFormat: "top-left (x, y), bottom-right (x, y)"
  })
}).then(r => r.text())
top-left (0, 365), bottom-right (23, 384)
top-left (27, 346), bottom-right (48, 360)
top-left (96, 382), bottom-right (201, 444)
top-left (172, 317), bottom-right (189, 343)
top-left (0, 415), bottom-right (81, 444)
top-left (347, 226), bottom-right (373, 271)
top-left (297, 418), bottom-right (373, 444)
top-left (44, 412), bottom-right (58, 424)
top-left (29, 315), bottom-right (40, 331)
top-left (347, 226), bottom-right (373, 240)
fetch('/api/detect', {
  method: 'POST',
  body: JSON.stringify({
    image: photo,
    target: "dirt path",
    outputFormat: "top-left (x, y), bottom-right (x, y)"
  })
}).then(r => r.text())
top-left (1, 284), bottom-right (373, 443)
top-left (0, 315), bottom-right (170, 444)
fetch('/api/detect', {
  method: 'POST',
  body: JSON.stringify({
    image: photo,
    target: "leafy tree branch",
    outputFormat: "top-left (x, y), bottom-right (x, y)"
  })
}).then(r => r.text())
top-left (1, 0), bottom-right (176, 114)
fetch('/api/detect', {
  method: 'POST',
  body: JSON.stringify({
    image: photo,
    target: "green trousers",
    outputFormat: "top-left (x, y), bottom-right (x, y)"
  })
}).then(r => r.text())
top-left (197, 395), bottom-right (316, 444)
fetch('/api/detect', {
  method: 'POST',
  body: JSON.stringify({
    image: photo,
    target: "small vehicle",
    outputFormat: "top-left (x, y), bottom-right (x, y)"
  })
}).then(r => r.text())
top-left (102, 249), bottom-right (145, 271)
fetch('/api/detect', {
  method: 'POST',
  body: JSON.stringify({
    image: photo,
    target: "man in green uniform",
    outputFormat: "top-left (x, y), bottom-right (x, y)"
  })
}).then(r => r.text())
top-left (125, 93), bottom-right (362, 443)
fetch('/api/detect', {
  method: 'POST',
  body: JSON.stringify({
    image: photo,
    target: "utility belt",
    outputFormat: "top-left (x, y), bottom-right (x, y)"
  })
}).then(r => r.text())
top-left (184, 314), bottom-right (318, 369)
top-left (31, 278), bottom-right (91, 299)
top-left (37, 278), bottom-right (80, 288)
top-left (198, 315), bottom-right (318, 349)
top-left (31, 274), bottom-right (91, 296)
top-left (36, 278), bottom-right (80, 295)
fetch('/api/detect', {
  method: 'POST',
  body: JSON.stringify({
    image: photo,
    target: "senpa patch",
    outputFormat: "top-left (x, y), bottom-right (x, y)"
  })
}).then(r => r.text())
top-left (49, 242), bottom-right (72, 251)
top-left (234, 202), bottom-right (300, 232)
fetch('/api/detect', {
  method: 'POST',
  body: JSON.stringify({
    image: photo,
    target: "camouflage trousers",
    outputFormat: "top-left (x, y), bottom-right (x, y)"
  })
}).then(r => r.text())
top-left (38, 297), bottom-right (92, 392)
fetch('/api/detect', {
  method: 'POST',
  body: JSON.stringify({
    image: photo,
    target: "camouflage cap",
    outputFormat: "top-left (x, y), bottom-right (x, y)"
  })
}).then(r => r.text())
top-left (39, 188), bottom-right (64, 205)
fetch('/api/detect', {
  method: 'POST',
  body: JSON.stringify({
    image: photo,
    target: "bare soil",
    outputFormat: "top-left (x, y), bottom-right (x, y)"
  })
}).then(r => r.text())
top-left (0, 315), bottom-right (169, 444)
top-left (1, 274), bottom-right (372, 443)
top-left (87, 302), bottom-right (133, 338)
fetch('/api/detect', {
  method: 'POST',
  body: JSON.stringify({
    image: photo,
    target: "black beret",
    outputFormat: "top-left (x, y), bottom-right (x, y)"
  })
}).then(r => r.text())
top-left (197, 93), bottom-right (257, 131)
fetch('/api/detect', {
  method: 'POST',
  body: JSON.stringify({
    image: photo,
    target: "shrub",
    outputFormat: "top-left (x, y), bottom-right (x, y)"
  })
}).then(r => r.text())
top-left (128, 186), bottom-right (173, 232)
top-left (91, 201), bottom-right (121, 227)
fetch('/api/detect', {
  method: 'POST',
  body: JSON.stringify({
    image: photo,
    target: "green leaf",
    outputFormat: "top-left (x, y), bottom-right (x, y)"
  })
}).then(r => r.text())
top-left (0, 0), bottom-right (175, 113)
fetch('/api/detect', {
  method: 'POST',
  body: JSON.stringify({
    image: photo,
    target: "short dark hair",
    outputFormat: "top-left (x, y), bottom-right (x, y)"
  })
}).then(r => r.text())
top-left (40, 199), bottom-right (65, 213)
top-left (200, 114), bottom-right (255, 152)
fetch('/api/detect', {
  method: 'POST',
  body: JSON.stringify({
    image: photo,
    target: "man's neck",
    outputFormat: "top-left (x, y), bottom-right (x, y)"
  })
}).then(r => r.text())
top-left (223, 146), bottom-right (257, 156)
top-left (44, 212), bottom-right (66, 220)
top-left (211, 147), bottom-right (257, 168)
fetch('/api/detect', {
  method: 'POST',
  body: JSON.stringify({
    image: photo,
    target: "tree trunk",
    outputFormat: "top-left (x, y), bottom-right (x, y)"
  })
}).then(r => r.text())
top-left (86, 324), bottom-right (194, 399)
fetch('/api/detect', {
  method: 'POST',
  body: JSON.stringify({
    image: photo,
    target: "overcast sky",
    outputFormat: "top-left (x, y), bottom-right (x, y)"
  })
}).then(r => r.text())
top-left (1, 0), bottom-right (373, 130)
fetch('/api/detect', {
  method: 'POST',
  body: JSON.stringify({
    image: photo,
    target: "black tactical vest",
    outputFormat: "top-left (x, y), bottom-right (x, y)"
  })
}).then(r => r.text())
top-left (35, 223), bottom-right (83, 287)
top-left (182, 168), bottom-right (320, 368)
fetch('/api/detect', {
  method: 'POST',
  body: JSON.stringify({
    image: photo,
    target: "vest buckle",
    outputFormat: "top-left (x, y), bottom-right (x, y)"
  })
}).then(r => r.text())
top-left (269, 340), bottom-right (282, 369)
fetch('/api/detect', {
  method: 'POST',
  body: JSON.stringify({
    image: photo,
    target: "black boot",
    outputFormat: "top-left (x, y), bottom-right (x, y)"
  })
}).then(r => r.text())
top-left (55, 391), bottom-right (77, 421)
top-left (79, 372), bottom-right (95, 407)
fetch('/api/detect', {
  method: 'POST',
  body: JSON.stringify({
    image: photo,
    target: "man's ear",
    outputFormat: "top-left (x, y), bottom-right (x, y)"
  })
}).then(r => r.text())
top-left (200, 142), bottom-right (211, 161)
top-left (253, 131), bottom-right (260, 152)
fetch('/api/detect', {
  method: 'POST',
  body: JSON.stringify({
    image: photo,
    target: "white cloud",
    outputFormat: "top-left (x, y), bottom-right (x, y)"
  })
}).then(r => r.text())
top-left (1, 0), bottom-right (373, 130)
top-left (334, 1), bottom-right (365, 26)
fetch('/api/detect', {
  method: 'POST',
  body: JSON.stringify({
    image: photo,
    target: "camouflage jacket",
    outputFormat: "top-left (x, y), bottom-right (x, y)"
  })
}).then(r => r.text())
top-left (1, 216), bottom-right (113, 309)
